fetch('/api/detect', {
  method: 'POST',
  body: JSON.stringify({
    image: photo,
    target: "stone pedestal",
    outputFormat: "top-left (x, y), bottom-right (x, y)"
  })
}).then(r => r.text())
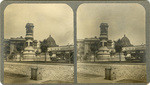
top-left (23, 46), bottom-right (35, 61)
top-left (97, 46), bottom-right (110, 61)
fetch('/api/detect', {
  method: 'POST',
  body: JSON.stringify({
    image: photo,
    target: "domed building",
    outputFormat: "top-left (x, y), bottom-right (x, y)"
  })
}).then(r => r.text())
top-left (121, 35), bottom-right (133, 47)
top-left (46, 35), bottom-right (58, 47)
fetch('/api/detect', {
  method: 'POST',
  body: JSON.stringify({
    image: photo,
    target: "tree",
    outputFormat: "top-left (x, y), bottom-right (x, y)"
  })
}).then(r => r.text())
top-left (8, 48), bottom-right (18, 60)
top-left (110, 51), bottom-right (115, 57)
top-left (35, 50), bottom-right (41, 57)
top-left (123, 51), bottom-right (128, 58)
top-left (8, 52), bottom-right (16, 60)
top-left (3, 42), bottom-right (10, 61)
top-left (68, 51), bottom-right (74, 63)
top-left (16, 43), bottom-right (25, 61)
top-left (114, 39), bottom-right (123, 62)
top-left (40, 39), bottom-right (49, 62)
top-left (83, 53), bottom-right (89, 60)
top-left (49, 51), bottom-right (53, 56)
top-left (90, 42), bottom-right (99, 62)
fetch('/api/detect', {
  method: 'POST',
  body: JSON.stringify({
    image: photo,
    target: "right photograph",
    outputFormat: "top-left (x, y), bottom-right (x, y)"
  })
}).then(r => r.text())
top-left (77, 3), bottom-right (147, 83)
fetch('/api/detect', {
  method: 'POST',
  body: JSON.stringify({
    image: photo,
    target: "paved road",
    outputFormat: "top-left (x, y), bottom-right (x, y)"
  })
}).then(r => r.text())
top-left (4, 72), bottom-right (73, 84)
top-left (4, 72), bottom-right (146, 84)
top-left (77, 73), bottom-right (147, 83)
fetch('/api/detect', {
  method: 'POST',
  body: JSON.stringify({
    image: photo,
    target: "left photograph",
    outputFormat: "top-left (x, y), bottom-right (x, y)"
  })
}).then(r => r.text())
top-left (3, 4), bottom-right (74, 84)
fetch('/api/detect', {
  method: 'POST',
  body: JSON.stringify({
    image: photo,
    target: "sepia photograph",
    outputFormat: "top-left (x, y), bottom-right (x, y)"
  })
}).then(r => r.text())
top-left (4, 4), bottom-right (74, 84)
top-left (1, 1), bottom-right (150, 85)
top-left (77, 3), bottom-right (147, 83)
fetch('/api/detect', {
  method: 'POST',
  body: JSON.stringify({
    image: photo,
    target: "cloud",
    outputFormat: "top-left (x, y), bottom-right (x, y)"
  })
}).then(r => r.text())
top-left (4, 4), bottom-right (73, 46)
top-left (77, 3), bottom-right (145, 45)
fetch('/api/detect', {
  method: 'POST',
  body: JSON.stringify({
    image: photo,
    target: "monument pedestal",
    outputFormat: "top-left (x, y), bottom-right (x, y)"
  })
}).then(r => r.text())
top-left (23, 46), bottom-right (35, 61)
top-left (97, 47), bottom-right (110, 61)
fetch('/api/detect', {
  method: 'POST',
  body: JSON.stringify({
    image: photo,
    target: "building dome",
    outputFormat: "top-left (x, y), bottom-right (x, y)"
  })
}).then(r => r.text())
top-left (46, 35), bottom-right (58, 47)
top-left (121, 35), bottom-right (132, 47)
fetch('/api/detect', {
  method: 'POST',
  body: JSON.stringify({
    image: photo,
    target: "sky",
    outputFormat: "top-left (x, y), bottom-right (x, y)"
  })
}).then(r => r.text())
top-left (77, 3), bottom-right (146, 45)
top-left (4, 4), bottom-right (73, 46)
top-left (4, 3), bottom-right (146, 46)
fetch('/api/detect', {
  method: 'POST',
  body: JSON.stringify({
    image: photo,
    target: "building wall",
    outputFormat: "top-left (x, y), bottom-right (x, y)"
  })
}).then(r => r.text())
top-left (77, 41), bottom-right (84, 60)
top-left (48, 45), bottom-right (74, 52)
top-left (122, 45), bottom-right (146, 52)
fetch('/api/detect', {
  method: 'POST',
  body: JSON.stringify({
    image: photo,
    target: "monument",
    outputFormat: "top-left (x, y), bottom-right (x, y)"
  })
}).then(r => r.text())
top-left (23, 23), bottom-right (35, 61)
top-left (97, 23), bottom-right (110, 60)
